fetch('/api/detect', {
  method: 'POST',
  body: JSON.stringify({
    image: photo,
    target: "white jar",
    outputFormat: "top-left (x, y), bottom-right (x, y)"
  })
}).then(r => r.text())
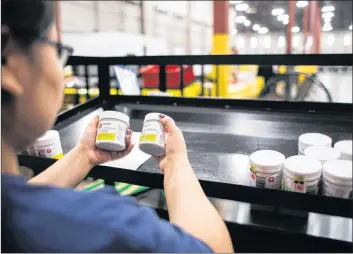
top-left (298, 133), bottom-right (332, 155)
top-left (322, 160), bottom-right (352, 199)
top-left (139, 113), bottom-right (169, 156)
top-left (22, 145), bottom-right (38, 156)
top-left (304, 145), bottom-right (341, 165)
top-left (34, 130), bottom-right (63, 159)
top-left (95, 111), bottom-right (130, 152)
top-left (249, 150), bottom-right (285, 189)
top-left (334, 140), bottom-right (352, 161)
top-left (283, 155), bottom-right (322, 194)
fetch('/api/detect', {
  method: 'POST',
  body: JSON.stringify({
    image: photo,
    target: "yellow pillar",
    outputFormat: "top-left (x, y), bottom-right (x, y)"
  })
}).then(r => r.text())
top-left (211, 0), bottom-right (230, 98)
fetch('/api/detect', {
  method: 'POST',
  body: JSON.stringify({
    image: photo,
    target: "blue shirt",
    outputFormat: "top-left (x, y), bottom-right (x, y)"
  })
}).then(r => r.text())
top-left (1, 174), bottom-right (212, 253)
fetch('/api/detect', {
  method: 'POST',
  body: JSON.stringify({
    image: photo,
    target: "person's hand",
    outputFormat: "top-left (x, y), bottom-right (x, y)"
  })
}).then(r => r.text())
top-left (154, 114), bottom-right (190, 173)
top-left (78, 116), bottom-right (134, 167)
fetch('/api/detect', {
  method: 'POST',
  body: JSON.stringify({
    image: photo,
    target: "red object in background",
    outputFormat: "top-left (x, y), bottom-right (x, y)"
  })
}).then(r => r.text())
top-left (140, 65), bottom-right (195, 89)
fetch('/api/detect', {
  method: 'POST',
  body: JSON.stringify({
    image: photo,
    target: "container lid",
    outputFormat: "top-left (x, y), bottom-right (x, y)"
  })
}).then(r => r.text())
top-left (334, 140), bottom-right (352, 156)
top-left (249, 150), bottom-right (285, 173)
top-left (298, 133), bottom-right (332, 149)
top-left (304, 145), bottom-right (341, 164)
top-left (99, 111), bottom-right (130, 123)
top-left (35, 130), bottom-right (60, 146)
top-left (323, 160), bottom-right (352, 185)
top-left (144, 113), bottom-right (171, 123)
top-left (284, 155), bottom-right (322, 180)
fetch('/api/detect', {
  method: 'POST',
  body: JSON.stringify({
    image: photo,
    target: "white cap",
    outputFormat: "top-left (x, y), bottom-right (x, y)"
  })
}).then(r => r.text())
top-left (99, 111), bottom-right (130, 124)
top-left (298, 133), bottom-right (332, 150)
top-left (304, 145), bottom-right (341, 164)
top-left (284, 155), bottom-right (322, 180)
top-left (35, 130), bottom-right (60, 146)
top-left (334, 140), bottom-right (352, 160)
top-left (323, 160), bottom-right (352, 185)
top-left (249, 150), bottom-right (285, 173)
top-left (144, 113), bottom-right (171, 123)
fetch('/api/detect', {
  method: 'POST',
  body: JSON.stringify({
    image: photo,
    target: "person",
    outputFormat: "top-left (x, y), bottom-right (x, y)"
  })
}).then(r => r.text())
top-left (1, 1), bottom-right (233, 252)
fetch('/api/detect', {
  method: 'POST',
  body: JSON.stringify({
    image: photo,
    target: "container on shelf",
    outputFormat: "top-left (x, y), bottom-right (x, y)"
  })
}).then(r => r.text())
top-left (283, 155), bottom-right (322, 194)
top-left (298, 133), bottom-right (332, 155)
top-left (334, 140), bottom-right (352, 161)
top-left (322, 160), bottom-right (352, 199)
top-left (249, 150), bottom-right (285, 189)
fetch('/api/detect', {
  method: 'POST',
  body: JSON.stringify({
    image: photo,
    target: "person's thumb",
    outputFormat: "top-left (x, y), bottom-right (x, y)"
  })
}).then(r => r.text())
top-left (159, 114), bottom-right (177, 133)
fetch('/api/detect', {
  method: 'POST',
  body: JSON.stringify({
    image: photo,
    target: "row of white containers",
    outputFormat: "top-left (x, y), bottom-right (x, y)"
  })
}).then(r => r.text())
top-left (249, 133), bottom-right (352, 199)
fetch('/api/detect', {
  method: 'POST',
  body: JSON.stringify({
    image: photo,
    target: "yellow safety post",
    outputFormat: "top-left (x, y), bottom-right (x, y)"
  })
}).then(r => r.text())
top-left (211, 0), bottom-right (230, 98)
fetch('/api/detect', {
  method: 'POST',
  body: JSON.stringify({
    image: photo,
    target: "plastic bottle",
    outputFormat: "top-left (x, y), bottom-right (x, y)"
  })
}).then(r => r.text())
top-left (249, 150), bottom-right (285, 189)
top-left (283, 155), bottom-right (322, 194)
top-left (95, 111), bottom-right (130, 152)
top-left (298, 133), bottom-right (332, 155)
top-left (334, 140), bottom-right (352, 161)
top-left (322, 160), bottom-right (352, 199)
top-left (139, 113), bottom-right (170, 156)
top-left (34, 130), bottom-right (63, 159)
top-left (304, 145), bottom-right (341, 165)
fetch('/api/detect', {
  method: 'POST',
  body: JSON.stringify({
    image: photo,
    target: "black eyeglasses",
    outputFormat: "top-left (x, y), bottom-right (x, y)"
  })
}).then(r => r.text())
top-left (38, 37), bottom-right (74, 66)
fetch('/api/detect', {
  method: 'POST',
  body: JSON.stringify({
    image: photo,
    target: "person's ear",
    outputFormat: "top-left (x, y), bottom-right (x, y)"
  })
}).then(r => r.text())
top-left (1, 65), bottom-right (24, 98)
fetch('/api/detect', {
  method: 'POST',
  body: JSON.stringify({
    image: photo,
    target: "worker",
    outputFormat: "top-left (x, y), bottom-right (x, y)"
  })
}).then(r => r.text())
top-left (1, 1), bottom-right (233, 253)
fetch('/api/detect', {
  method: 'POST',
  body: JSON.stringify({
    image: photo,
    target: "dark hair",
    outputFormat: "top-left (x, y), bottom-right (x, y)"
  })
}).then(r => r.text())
top-left (1, 0), bottom-right (54, 52)
top-left (1, 0), bottom-right (55, 117)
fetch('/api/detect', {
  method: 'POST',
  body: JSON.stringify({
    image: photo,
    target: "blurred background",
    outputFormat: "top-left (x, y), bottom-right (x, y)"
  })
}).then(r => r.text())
top-left (58, 1), bottom-right (352, 111)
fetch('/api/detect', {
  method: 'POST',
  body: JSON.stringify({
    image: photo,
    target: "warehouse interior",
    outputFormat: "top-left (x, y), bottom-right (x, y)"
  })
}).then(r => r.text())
top-left (7, 0), bottom-right (353, 252)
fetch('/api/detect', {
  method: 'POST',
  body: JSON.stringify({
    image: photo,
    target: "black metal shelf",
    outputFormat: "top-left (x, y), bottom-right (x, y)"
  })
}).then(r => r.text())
top-left (19, 93), bottom-right (353, 218)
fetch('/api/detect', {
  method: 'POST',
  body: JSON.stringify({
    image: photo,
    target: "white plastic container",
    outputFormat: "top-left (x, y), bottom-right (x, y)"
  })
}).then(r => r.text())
top-left (34, 130), bottom-right (63, 159)
top-left (22, 145), bottom-right (38, 156)
top-left (298, 133), bottom-right (332, 155)
top-left (322, 160), bottom-right (352, 199)
top-left (249, 150), bottom-right (285, 189)
top-left (283, 155), bottom-right (322, 194)
top-left (139, 113), bottom-right (169, 156)
top-left (96, 111), bottom-right (130, 152)
top-left (334, 140), bottom-right (352, 161)
top-left (304, 145), bottom-right (341, 165)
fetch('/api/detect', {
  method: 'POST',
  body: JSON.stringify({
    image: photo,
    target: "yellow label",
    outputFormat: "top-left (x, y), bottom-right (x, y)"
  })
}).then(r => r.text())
top-left (250, 164), bottom-right (256, 174)
top-left (140, 133), bottom-right (157, 142)
top-left (52, 152), bottom-right (64, 160)
top-left (293, 175), bottom-right (305, 181)
top-left (97, 133), bottom-right (116, 141)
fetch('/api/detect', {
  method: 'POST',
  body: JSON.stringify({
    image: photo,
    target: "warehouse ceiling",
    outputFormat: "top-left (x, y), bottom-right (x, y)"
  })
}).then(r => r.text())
top-left (230, 1), bottom-right (352, 34)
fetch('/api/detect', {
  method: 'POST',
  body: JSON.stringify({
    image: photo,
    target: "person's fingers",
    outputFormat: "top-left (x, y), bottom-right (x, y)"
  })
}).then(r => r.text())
top-left (159, 114), bottom-right (177, 134)
top-left (125, 131), bottom-right (132, 145)
top-left (89, 115), bottom-right (99, 127)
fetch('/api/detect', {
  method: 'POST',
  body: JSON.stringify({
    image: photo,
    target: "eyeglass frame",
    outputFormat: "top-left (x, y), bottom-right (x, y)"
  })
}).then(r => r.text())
top-left (37, 37), bottom-right (74, 66)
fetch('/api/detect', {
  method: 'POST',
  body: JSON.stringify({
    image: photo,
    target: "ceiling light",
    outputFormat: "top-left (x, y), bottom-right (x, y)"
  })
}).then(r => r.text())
top-left (264, 36), bottom-right (271, 48)
top-left (235, 3), bottom-right (249, 11)
top-left (250, 37), bottom-right (257, 48)
top-left (349, 25), bottom-right (352, 30)
top-left (246, 7), bottom-right (257, 14)
top-left (322, 12), bottom-right (334, 19)
top-left (244, 20), bottom-right (251, 27)
top-left (283, 19), bottom-right (289, 25)
top-left (258, 27), bottom-right (269, 34)
top-left (277, 14), bottom-right (289, 21)
top-left (291, 26), bottom-right (300, 33)
top-left (252, 24), bottom-right (260, 31)
top-left (296, 1), bottom-right (308, 8)
top-left (277, 36), bottom-right (285, 47)
top-left (235, 15), bottom-right (247, 23)
top-left (272, 8), bottom-right (285, 16)
top-left (328, 34), bottom-right (335, 45)
top-left (322, 26), bottom-right (332, 32)
top-left (322, 5), bottom-right (335, 12)
top-left (230, 1), bottom-right (243, 4)
top-left (344, 34), bottom-right (351, 46)
top-left (323, 16), bottom-right (332, 23)
top-left (231, 29), bottom-right (238, 35)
